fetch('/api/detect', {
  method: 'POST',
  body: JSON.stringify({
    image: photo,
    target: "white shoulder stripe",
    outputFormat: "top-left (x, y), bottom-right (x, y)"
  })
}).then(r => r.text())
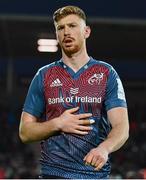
top-left (117, 78), bottom-right (126, 100)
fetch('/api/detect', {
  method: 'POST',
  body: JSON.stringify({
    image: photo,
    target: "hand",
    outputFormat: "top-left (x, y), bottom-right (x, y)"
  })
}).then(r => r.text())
top-left (58, 107), bottom-right (94, 135)
top-left (83, 145), bottom-right (109, 171)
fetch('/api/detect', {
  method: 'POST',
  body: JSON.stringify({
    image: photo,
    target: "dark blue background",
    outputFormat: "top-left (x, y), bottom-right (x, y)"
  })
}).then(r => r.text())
top-left (0, 0), bottom-right (146, 19)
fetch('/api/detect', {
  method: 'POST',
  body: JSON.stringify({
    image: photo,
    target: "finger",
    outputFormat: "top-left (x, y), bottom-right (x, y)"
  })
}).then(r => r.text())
top-left (76, 113), bottom-right (92, 119)
top-left (67, 107), bottom-right (79, 113)
top-left (83, 155), bottom-right (87, 161)
top-left (90, 156), bottom-right (99, 167)
top-left (84, 153), bottom-right (93, 165)
top-left (77, 125), bottom-right (93, 131)
top-left (93, 158), bottom-right (102, 167)
top-left (73, 130), bottom-right (89, 135)
top-left (94, 162), bottom-right (104, 171)
top-left (79, 119), bottom-right (95, 125)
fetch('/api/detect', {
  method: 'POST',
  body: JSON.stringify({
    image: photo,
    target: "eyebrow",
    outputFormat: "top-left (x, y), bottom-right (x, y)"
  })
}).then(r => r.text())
top-left (56, 22), bottom-right (78, 28)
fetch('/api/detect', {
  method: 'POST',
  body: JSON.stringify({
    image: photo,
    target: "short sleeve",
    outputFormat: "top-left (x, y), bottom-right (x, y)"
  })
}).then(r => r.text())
top-left (104, 66), bottom-right (127, 111)
top-left (23, 70), bottom-right (45, 118)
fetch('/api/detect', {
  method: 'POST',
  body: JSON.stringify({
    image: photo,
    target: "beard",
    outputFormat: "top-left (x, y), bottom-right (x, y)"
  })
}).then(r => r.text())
top-left (60, 39), bottom-right (84, 56)
top-left (62, 44), bottom-right (79, 55)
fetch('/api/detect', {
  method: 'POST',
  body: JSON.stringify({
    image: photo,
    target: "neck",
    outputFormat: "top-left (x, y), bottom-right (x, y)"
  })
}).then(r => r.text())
top-left (62, 48), bottom-right (90, 72)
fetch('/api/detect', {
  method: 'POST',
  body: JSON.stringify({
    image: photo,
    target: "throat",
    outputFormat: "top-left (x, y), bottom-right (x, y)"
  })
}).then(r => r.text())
top-left (70, 64), bottom-right (82, 73)
top-left (62, 56), bottom-right (90, 73)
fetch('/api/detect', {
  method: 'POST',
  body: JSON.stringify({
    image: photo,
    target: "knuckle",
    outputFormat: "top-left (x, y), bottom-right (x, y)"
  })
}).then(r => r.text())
top-left (101, 156), bottom-right (106, 162)
top-left (78, 126), bottom-right (83, 130)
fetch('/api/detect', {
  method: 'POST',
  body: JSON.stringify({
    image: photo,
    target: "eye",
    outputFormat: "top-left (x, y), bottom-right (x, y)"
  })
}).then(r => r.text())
top-left (57, 26), bottom-right (64, 31)
top-left (69, 24), bottom-right (77, 28)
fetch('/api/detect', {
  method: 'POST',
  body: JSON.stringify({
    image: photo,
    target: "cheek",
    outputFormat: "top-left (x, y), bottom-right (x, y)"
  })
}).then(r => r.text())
top-left (77, 32), bottom-right (85, 42)
top-left (75, 30), bottom-right (82, 38)
top-left (57, 34), bottom-right (63, 44)
top-left (78, 29), bottom-right (86, 39)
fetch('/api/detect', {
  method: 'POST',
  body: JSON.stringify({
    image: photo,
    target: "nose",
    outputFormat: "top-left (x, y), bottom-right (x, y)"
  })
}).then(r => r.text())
top-left (64, 26), bottom-right (70, 36)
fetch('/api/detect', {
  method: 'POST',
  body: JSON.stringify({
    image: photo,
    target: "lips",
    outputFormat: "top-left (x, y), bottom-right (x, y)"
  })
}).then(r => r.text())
top-left (63, 37), bottom-right (74, 43)
top-left (64, 39), bottom-right (72, 43)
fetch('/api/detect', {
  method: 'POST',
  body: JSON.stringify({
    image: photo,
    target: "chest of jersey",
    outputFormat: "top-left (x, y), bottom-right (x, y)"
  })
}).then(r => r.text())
top-left (44, 64), bottom-right (109, 118)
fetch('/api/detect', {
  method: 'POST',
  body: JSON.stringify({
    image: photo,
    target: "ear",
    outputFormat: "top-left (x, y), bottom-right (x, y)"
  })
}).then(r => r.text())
top-left (54, 23), bottom-right (59, 43)
top-left (84, 26), bottom-right (91, 39)
top-left (55, 31), bottom-right (59, 43)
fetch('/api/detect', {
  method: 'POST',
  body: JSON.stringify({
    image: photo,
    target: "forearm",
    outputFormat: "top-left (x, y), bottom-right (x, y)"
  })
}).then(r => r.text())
top-left (83, 124), bottom-right (129, 171)
top-left (19, 108), bottom-right (93, 143)
top-left (19, 117), bottom-right (60, 143)
top-left (98, 124), bottom-right (129, 154)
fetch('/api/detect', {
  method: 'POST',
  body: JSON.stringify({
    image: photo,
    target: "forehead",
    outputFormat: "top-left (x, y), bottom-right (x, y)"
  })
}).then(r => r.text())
top-left (55, 14), bottom-right (85, 26)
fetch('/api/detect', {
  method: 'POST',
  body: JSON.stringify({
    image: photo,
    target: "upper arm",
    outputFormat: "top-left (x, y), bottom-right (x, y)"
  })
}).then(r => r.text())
top-left (104, 66), bottom-right (127, 111)
top-left (19, 70), bottom-right (45, 141)
top-left (19, 112), bottom-right (38, 134)
top-left (107, 107), bottom-right (129, 129)
top-left (21, 111), bottom-right (38, 123)
top-left (104, 66), bottom-right (129, 130)
top-left (23, 70), bottom-right (45, 118)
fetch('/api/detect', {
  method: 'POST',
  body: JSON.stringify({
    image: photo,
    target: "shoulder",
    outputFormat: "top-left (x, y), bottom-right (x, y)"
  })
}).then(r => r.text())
top-left (36, 60), bottom-right (61, 76)
top-left (91, 58), bottom-right (114, 70)
top-left (91, 58), bottom-right (116, 76)
top-left (39, 61), bottom-right (59, 72)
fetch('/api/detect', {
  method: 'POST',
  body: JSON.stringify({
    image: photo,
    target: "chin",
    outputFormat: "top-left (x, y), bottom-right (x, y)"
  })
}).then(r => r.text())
top-left (63, 46), bottom-right (79, 55)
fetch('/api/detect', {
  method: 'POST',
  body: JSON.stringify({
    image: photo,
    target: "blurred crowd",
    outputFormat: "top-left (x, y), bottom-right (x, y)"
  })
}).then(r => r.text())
top-left (0, 106), bottom-right (146, 179)
top-left (0, 107), bottom-right (39, 178)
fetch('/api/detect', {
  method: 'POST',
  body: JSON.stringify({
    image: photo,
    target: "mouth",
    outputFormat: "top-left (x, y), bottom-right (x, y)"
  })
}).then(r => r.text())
top-left (64, 39), bottom-right (72, 43)
top-left (63, 37), bottom-right (74, 44)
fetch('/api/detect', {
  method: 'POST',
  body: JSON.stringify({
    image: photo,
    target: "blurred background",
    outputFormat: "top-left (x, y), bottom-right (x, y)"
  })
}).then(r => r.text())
top-left (0, 0), bottom-right (146, 178)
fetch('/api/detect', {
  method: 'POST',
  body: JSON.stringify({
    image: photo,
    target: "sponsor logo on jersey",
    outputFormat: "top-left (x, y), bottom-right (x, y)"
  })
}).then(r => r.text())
top-left (70, 88), bottom-right (79, 95)
top-left (50, 78), bottom-right (62, 87)
top-left (88, 73), bottom-right (104, 85)
top-left (48, 96), bottom-right (102, 104)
